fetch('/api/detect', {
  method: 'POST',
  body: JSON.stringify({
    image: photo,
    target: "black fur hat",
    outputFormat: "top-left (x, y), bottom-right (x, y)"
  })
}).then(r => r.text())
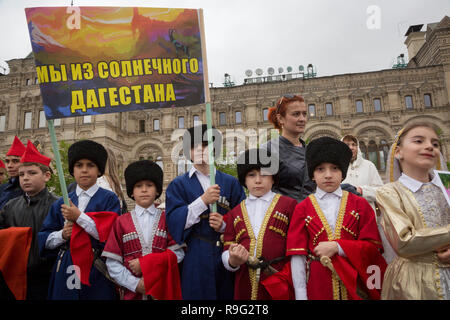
top-left (182, 124), bottom-right (222, 160)
top-left (306, 136), bottom-right (352, 180)
top-left (124, 160), bottom-right (163, 199)
top-left (237, 148), bottom-right (279, 188)
top-left (68, 140), bottom-right (107, 176)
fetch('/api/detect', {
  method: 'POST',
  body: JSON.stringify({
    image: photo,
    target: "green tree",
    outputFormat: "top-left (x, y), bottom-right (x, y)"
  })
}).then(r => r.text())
top-left (47, 140), bottom-right (75, 196)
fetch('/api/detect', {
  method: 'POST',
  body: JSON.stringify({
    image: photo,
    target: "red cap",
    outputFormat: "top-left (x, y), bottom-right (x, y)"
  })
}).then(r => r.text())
top-left (20, 140), bottom-right (52, 167)
top-left (6, 136), bottom-right (26, 157)
top-left (0, 159), bottom-right (5, 169)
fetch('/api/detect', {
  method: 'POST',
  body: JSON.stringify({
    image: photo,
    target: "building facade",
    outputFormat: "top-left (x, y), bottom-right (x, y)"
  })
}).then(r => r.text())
top-left (1, 16), bottom-right (449, 202)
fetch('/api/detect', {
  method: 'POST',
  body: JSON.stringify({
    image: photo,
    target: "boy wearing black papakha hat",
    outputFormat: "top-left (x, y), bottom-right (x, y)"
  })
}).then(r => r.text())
top-left (221, 148), bottom-right (297, 300)
top-left (39, 140), bottom-right (121, 300)
top-left (286, 137), bottom-right (387, 300)
top-left (165, 124), bottom-right (246, 300)
top-left (102, 160), bottom-right (184, 300)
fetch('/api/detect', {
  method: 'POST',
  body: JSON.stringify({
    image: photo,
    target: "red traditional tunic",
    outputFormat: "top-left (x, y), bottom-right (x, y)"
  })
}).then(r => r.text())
top-left (223, 194), bottom-right (297, 300)
top-left (103, 209), bottom-right (181, 300)
top-left (286, 191), bottom-right (387, 300)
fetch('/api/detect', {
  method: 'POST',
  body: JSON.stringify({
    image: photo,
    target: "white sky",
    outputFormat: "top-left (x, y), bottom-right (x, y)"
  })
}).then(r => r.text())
top-left (0, 0), bottom-right (449, 87)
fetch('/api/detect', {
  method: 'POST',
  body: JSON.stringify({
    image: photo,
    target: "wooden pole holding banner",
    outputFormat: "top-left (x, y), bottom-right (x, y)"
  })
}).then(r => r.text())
top-left (198, 9), bottom-right (217, 213)
top-left (47, 119), bottom-right (70, 206)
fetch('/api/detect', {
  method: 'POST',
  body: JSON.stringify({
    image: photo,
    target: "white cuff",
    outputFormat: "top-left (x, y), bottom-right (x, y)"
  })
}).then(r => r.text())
top-left (221, 250), bottom-right (240, 272)
top-left (337, 243), bottom-right (347, 257)
top-left (45, 230), bottom-right (67, 249)
top-left (185, 196), bottom-right (208, 229)
top-left (219, 221), bottom-right (226, 233)
top-left (76, 212), bottom-right (99, 240)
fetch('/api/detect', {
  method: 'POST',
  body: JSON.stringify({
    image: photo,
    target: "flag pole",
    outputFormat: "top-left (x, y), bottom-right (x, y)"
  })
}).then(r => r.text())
top-left (47, 119), bottom-right (70, 206)
top-left (198, 9), bottom-right (217, 213)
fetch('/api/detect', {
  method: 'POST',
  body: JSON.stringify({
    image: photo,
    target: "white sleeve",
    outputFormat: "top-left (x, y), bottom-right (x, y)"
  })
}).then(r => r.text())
top-left (221, 250), bottom-right (240, 272)
top-left (337, 243), bottom-right (347, 257)
top-left (167, 243), bottom-right (186, 263)
top-left (105, 258), bottom-right (140, 293)
top-left (291, 255), bottom-right (308, 300)
top-left (76, 212), bottom-right (99, 240)
top-left (45, 230), bottom-right (67, 249)
top-left (185, 196), bottom-right (208, 229)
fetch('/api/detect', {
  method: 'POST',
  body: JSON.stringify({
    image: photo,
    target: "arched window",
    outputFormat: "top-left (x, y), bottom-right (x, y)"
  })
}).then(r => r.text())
top-left (178, 116), bottom-right (185, 129)
top-left (368, 140), bottom-right (378, 168)
top-left (235, 111), bottom-right (242, 124)
top-left (424, 93), bottom-right (432, 108)
top-left (139, 119), bottom-right (145, 133)
top-left (356, 100), bottom-right (363, 113)
top-left (153, 119), bottom-right (160, 131)
top-left (360, 139), bottom-right (391, 171)
top-left (405, 95), bottom-right (413, 109)
top-left (379, 139), bottom-right (389, 171)
top-left (193, 115), bottom-right (201, 126)
top-left (325, 103), bottom-right (333, 116)
top-left (308, 104), bottom-right (316, 117)
top-left (359, 141), bottom-right (367, 159)
top-left (373, 98), bottom-right (382, 112)
top-left (262, 108), bottom-right (268, 121)
top-left (219, 112), bottom-right (226, 125)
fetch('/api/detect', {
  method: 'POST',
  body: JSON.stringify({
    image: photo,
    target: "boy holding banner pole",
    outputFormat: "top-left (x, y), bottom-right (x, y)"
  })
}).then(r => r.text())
top-left (38, 140), bottom-right (121, 299)
top-left (165, 124), bottom-right (246, 299)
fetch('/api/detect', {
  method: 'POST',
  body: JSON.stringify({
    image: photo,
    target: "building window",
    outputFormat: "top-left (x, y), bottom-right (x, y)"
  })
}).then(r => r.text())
top-left (235, 111), bottom-right (242, 124)
top-left (83, 115), bottom-right (92, 124)
top-left (359, 142), bottom-right (367, 160)
top-left (424, 93), bottom-right (432, 108)
top-left (356, 100), bottom-right (363, 113)
top-left (26, 79), bottom-right (31, 86)
top-left (39, 110), bottom-right (46, 128)
top-left (219, 112), bottom-right (226, 126)
top-left (139, 119), bottom-right (145, 133)
top-left (24, 112), bottom-right (32, 129)
top-left (373, 98), bottom-right (382, 112)
top-left (379, 140), bottom-right (389, 171)
top-left (178, 116), bottom-right (185, 129)
top-left (263, 108), bottom-right (268, 121)
top-left (54, 118), bottom-right (61, 126)
top-left (368, 140), bottom-right (378, 168)
top-left (360, 139), bottom-right (390, 170)
top-left (193, 115), bottom-right (201, 126)
top-left (405, 95), bottom-right (414, 109)
top-left (325, 103), bottom-right (333, 116)
top-left (308, 104), bottom-right (316, 117)
top-left (0, 115), bottom-right (5, 132)
top-left (153, 119), bottom-right (160, 131)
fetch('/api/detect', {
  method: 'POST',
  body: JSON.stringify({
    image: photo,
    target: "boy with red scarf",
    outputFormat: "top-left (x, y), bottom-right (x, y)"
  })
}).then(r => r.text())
top-left (38, 140), bottom-right (121, 300)
top-left (102, 160), bottom-right (184, 300)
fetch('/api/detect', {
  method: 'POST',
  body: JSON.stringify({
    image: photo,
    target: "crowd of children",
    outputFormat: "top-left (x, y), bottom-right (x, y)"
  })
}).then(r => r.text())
top-left (0, 121), bottom-right (449, 300)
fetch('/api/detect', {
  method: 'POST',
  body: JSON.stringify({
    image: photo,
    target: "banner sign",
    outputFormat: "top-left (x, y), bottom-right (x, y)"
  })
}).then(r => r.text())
top-left (25, 7), bottom-right (205, 119)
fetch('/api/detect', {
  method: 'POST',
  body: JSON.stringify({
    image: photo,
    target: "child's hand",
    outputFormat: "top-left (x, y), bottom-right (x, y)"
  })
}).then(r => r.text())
top-left (129, 258), bottom-right (142, 277)
top-left (135, 278), bottom-right (146, 295)
top-left (228, 243), bottom-right (249, 268)
top-left (209, 212), bottom-right (223, 232)
top-left (61, 200), bottom-right (81, 222)
top-left (314, 241), bottom-right (338, 258)
top-left (62, 222), bottom-right (73, 240)
top-left (201, 185), bottom-right (220, 205)
top-left (437, 245), bottom-right (450, 264)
